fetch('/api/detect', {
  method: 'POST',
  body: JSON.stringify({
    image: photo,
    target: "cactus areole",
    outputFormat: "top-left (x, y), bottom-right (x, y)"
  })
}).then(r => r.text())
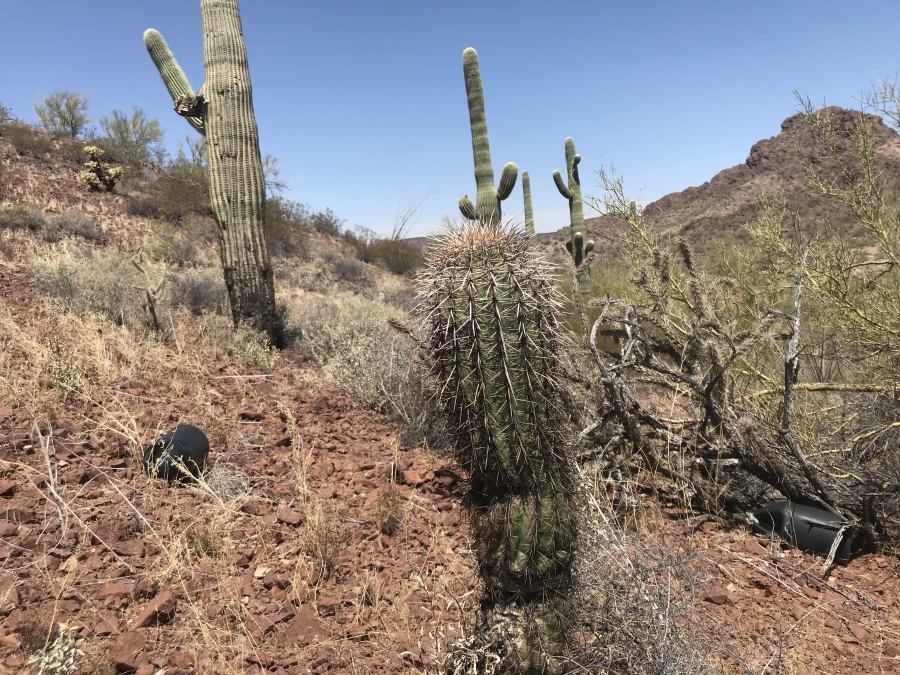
top-left (553, 137), bottom-right (594, 295)
top-left (421, 222), bottom-right (577, 673)
top-left (144, 0), bottom-right (280, 345)
top-left (459, 48), bottom-right (518, 225)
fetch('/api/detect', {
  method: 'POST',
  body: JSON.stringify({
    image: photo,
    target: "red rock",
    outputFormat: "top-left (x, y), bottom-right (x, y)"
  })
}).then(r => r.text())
top-left (112, 540), bottom-right (145, 557)
top-left (247, 651), bottom-right (274, 667)
top-left (702, 586), bottom-right (731, 605)
top-left (94, 618), bottom-right (118, 636)
top-left (0, 575), bottom-right (17, 611)
top-left (130, 590), bottom-right (176, 628)
top-left (0, 481), bottom-right (15, 497)
top-left (402, 469), bottom-right (424, 486)
top-left (3, 654), bottom-right (23, 668)
top-left (884, 644), bottom-right (900, 657)
top-left (0, 406), bottom-right (12, 422)
top-left (277, 507), bottom-right (303, 526)
top-left (109, 631), bottom-right (146, 671)
top-left (848, 622), bottom-right (868, 642)
top-left (283, 606), bottom-right (326, 646)
top-left (169, 651), bottom-right (194, 669)
top-left (0, 522), bottom-right (16, 537)
top-left (97, 582), bottom-right (129, 600)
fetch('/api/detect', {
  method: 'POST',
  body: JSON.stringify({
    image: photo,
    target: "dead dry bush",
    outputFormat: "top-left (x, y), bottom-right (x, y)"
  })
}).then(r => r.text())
top-left (0, 121), bottom-right (53, 160)
top-left (165, 267), bottom-right (228, 315)
top-left (373, 484), bottom-right (405, 535)
top-left (285, 292), bottom-right (447, 449)
top-left (198, 313), bottom-right (278, 371)
top-left (52, 208), bottom-right (100, 241)
top-left (301, 501), bottom-right (347, 580)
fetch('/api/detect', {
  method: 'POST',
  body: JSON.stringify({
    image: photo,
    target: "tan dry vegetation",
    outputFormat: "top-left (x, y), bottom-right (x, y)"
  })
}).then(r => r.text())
top-left (0, 118), bottom-right (897, 675)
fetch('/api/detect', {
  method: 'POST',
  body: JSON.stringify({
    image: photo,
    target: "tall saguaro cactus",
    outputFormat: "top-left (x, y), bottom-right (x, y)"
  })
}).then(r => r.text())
top-left (522, 169), bottom-right (535, 243)
top-left (458, 48), bottom-right (518, 225)
top-left (553, 137), bottom-right (594, 296)
top-left (421, 222), bottom-right (578, 674)
top-left (144, 0), bottom-right (280, 345)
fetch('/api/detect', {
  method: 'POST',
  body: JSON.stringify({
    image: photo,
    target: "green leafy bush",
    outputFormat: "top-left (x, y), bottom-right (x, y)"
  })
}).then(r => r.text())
top-left (33, 90), bottom-right (91, 139)
top-left (99, 107), bottom-right (165, 165)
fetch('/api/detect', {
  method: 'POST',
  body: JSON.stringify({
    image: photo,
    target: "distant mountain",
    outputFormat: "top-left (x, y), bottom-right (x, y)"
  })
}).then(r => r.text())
top-left (530, 107), bottom-right (900, 265)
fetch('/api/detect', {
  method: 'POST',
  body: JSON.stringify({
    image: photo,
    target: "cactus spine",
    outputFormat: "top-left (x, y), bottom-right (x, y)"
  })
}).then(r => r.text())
top-left (553, 137), bottom-right (594, 296)
top-left (144, 0), bottom-right (279, 345)
top-left (458, 48), bottom-right (518, 225)
top-left (421, 222), bottom-right (577, 673)
top-left (522, 169), bottom-right (535, 243)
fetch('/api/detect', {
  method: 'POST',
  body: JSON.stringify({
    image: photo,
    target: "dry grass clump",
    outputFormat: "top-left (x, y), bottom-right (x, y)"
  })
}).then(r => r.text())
top-left (301, 500), bottom-right (347, 581)
top-left (34, 246), bottom-right (153, 330)
top-left (52, 208), bottom-right (100, 241)
top-left (373, 485), bottom-right (405, 536)
top-left (166, 267), bottom-right (228, 316)
top-left (183, 520), bottom-right (225, 561)
top-left (198, 313), bottom-right (279, 371)
top-left (284, 291), bottom-right (447, 448)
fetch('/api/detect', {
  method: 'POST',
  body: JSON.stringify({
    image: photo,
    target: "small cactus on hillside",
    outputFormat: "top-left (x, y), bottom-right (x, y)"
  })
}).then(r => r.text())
top-left (80, 146), bottom-right (123, 192)
top-left (458, 48), bottom-right (518, 225)
top-left (553, 137), bottom-right (594, 295)
top-left (420, 222), bottom-right (577, 673)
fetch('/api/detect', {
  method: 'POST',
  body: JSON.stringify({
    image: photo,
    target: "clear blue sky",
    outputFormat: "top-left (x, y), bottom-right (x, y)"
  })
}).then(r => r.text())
top-left (3, 1), bottom-right (900, 237)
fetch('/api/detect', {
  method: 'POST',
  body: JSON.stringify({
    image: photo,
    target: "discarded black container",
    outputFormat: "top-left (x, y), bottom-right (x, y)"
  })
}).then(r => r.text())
top-left (752, 500), bottom-right (853, 564)
top-left (142, 425), bottom-right (209, 483)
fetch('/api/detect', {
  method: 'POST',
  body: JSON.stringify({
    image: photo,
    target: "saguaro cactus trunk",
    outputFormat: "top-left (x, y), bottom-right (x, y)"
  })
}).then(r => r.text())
top-left (553, 137), bottom-right (594, 298)
top-left (144, 0), bottom-right (280, 346)
top-left (458, 48), bottom-right (518, 225)
top-left (420, 222), bottom-right (578, 673)
top-left (522, 169), bottom-right (535, 243)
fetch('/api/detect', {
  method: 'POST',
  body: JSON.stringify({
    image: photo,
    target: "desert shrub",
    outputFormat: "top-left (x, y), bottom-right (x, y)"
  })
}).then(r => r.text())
top-left (99, 107), bottom-right (165, 165)
top-left (53, 208), bottom-right (99, 241)
top-left (0, 121), bottom-right (53, 160)
top-left (199, 313), bottom-right (278, 370)
top-left (287, 293), bottom-right (447, 448)
top-left (332, 258), bottom-right (371, 285)
top-left (127, 196), bottom-right (162, 219)
top-left (346, 225), bottom-right (378, 263)
top-left (371, 237), bottom-right (423, 276)
top-left (55, 138), bottom-right (87, 164)
top-left (0, 206), bottom-right (46, 231)
top-left (309, 207), bottom-right (344, 237)
top-left (36, 251), bottom-right (150, 329)
top-left (147, 221), bottom-right (202, 267)
top-left (166, 267), bottom-right (227, 315)
top-left (266, 196), bottom-right (310, 258)
top-left (0, 102), bottom-right (12, 124)
top-left (150, 161), bottom-right (211, 223)
top-left (33, 90), bottom-right (91, 139)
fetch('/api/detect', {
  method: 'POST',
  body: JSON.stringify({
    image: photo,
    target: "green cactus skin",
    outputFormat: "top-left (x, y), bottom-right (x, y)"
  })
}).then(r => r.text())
top-left (144, 0), bottom-right (280, 345)
top-left (459, 48), bottom-right (518, 225)
top-left (522, 170), bottom-right (535, 243)
top-left (553, 137), bottom-right (595, 295)
top-left (421, 222), bottom-right (577, 673)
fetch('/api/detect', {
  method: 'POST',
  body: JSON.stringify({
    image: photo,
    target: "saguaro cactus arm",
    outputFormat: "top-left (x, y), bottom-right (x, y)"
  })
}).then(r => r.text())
top-left (143, 29), bottom-right (205, 134)
top-left (523, 170), bottom-right (535, 241)
top-left (459, 47), bottom-right (518, 223)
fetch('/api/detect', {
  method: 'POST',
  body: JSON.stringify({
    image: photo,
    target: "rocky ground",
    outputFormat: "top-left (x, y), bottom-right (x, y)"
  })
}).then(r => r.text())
top-left (0, 261), bottom-right (897, 675)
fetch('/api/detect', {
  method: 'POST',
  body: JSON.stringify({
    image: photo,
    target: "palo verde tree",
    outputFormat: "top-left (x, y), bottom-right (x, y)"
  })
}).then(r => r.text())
top-left (458, 48), bottom-right (518, 225)
top-left (143, 0), bottom-right (281, 346)
top-left (33, 91), bottom-right (91, 139)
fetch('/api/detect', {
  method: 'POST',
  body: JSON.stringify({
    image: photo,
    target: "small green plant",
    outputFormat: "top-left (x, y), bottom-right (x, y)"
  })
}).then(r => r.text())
top-left (80, 146), bottom-right (124, 192)
top-left (33, 90), bottom-right (91, 139)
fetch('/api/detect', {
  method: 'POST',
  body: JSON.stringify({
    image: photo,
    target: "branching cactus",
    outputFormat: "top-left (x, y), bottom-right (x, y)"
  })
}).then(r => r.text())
top-left (144, 0), bottom-right (280, 345)
top-left (553, 137), bottom-right (594, 296)
top-left (420, 222), bottom-right (577, 674)
top-left (522, 170), bottom-right (535, 244)
top-left (458, 48), bottom-right (518, 225)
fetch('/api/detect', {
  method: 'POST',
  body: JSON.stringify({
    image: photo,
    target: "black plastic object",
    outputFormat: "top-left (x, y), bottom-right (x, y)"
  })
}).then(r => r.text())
top-left (142, 425), bottom-right (209, 483)
top-left (752, 500), bottom-right (853, 564)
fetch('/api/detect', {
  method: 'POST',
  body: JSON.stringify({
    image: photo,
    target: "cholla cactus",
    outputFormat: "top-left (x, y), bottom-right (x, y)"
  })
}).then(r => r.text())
top-left (80, 146), bottom-right (123, 192)
top-left (458, 48), bottom-right (518, 225)
top-left (420, 221), bottom-right (577, 673)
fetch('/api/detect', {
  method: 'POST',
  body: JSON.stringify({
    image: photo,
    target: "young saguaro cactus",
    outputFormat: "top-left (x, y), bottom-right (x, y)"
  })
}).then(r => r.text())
top-left (420, 222), bottom-right (577, 674)
top-left (522, 169), bottom-right (536, 243)
top-left (458, 48), bottom-right (518, 225)
top-left (143, 0), bottom-right (280, 345)
top-left (553, 137), bottom-right (594, 295)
